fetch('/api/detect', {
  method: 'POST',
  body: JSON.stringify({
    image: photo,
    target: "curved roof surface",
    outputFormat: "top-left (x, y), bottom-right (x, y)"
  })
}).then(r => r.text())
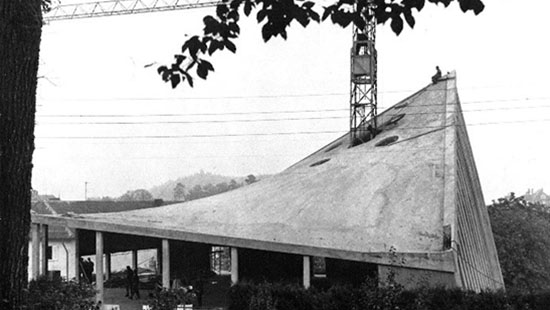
top-left (34, 73), bottom-right (460, 271)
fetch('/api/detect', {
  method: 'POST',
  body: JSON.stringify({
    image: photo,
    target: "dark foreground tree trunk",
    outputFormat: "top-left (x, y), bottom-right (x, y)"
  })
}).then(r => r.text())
top-left (0, 1), bottom-right (42, 308)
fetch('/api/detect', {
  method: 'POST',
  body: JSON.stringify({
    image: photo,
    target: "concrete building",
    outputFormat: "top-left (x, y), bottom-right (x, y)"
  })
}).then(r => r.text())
top-left (524, 188), bottom-right (550, 205)
top-left (31, 72), bottom-right (504, 304)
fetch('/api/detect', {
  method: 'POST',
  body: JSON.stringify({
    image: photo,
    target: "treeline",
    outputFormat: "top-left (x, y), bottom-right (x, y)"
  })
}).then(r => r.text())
top-left (174, 174), bottom-right (257, 201)
top-left (488, 193), bottom-right (550, 294)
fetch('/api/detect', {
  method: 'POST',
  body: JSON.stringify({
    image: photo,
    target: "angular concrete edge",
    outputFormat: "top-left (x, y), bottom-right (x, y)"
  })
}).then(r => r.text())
top-left (32, 213), bottom-right (455, 273)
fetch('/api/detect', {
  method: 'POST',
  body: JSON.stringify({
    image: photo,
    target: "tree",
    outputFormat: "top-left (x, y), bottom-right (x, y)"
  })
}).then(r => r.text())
top-left (0, 1), bottom-right (44, 308)
top-left (173, 182), bottom-right (186, 201)
top-left (157, 0), bottom-right (485, 88)
top-left (245, 174), bottom-right (257, 185)
top-left (118, 189), bottom-right (154, 201)
top-left (487, 193), bottom-right (550, 293)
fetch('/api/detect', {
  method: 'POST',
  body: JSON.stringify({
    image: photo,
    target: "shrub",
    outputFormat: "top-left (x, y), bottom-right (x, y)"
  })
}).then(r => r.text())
top-left (228, 281), bottom-right (550, 310)
top-left (24, 276), bottom-right (97, 310)
top-left (147, 287), bottom-right (197, 310)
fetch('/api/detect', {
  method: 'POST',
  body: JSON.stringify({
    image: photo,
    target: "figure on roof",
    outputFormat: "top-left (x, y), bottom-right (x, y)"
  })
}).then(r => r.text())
top-left (432, 66), bottom-right (442, 84)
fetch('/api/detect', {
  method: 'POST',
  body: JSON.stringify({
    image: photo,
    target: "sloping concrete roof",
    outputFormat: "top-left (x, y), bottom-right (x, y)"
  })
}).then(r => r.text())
top-left (31, 200), bottom-right (175, 239)
top-left (32, 73), bottom-right (472, 273)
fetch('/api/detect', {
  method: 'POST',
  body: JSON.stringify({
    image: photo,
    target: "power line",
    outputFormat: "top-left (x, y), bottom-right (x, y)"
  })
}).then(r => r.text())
top-left (35, 98), bottom-right (550, 120)
top-left (34, 117), bottom-right (550, 140)
top-left (35, 104), bottom-right (550, 126)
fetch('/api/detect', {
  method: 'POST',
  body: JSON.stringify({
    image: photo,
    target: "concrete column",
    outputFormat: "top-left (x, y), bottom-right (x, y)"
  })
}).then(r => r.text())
top-left (40, 225), bottom-right (49, 276)
top-left (74, 229), bottom-right (80, 282)
top-left (95, 231), bottom-right (104, 305)
top-left (31, 224), bottom-right (40, 279)
top-left (105, 252), bottom-right (111, 280)
top-left (231, 247), bottom-right (239, 285)
top-left (132, 249), bottom-right (138, 270)
top-left (157, 246), bottom-right (162, 275)
top-left (303, 256), bottom-right (311, 289)
top-left (162, 239), bottom-right (170, 288)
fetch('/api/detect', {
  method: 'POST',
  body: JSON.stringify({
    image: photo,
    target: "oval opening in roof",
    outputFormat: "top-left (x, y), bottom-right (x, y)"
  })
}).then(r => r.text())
top-left (387, 113), bottom-right (405, 125)
top-left (393, 101), bottom-right (409, 109)
top-left (325, 142), bottom-right (342, 153)
top-left (375, 136), bottom-right (399, 147)
top-left (310, 158), bottom-right (330, 167)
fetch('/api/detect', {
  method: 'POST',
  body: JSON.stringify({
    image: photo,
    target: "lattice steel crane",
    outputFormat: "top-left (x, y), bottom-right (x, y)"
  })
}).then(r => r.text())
top-left (44, 0), bottom-right (378, 144)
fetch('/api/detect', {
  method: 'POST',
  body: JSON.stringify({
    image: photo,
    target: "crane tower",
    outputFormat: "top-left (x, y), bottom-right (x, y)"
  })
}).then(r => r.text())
top-left (350, 1), bottom-right (377, 146)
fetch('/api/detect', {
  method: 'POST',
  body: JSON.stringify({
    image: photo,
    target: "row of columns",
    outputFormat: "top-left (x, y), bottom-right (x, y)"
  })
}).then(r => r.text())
top-left (30, 224), bottom-right (49, 279)
top-left (32, 226), bottom-right (312, 304)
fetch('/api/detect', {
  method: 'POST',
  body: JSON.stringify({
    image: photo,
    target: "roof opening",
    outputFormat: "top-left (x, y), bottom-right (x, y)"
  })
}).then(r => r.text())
top-left (310, 158), bottom-right (330, 167)
top-left (388, 113), bottom-right (406, 124)
top-left (324, 142), bottom-right (342, 153)
top-left (393, 101), bottom-right (409, 109)
top-left (375, 136), bottom-right (399, 147)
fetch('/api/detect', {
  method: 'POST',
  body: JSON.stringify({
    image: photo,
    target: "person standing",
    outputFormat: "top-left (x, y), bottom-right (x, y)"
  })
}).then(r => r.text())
top-left (86, 258), bottom-right (94, 283)
top-left (131, 268), bottom-right (140, 299)
top-left (125, 266), bottom-right (133, 298)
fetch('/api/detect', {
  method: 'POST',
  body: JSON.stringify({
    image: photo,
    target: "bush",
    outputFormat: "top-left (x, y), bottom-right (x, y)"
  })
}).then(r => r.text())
top-left (23, 276), bottom-right (97, 310)
top-left (147, 287), bottom-right (198, 310)
top-left (228, 282), bottom-right (550, 310)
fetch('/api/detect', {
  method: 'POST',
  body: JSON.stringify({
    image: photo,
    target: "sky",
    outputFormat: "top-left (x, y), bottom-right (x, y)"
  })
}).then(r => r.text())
top-left (34, 0), bottom-right (550, 202)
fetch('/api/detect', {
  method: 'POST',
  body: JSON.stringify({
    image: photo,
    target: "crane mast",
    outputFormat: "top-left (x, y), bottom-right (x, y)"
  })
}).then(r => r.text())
top-left (350, 1), bottom-right (377, 146)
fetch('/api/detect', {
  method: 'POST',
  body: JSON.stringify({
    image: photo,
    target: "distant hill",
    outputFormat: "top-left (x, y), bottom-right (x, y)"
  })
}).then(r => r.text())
top-left (149, 170), bottom-right (270, 201)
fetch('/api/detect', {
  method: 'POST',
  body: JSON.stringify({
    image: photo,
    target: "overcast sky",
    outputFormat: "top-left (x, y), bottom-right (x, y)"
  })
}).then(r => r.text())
top-left (34, 0), bottom-right (550, 202)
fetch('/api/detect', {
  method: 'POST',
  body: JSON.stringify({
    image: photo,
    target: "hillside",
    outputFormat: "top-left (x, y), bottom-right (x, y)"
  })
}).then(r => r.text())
top-left (149, 170), bottom-right (269, 201)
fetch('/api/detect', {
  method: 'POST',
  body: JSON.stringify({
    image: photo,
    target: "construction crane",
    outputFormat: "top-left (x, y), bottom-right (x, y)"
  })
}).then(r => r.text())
top-left (43, 0), bottom-right (220, 21)
top-left (349, 1), bottom-right (378, 146)
top-left (44, 0), bottom-right (378, 145)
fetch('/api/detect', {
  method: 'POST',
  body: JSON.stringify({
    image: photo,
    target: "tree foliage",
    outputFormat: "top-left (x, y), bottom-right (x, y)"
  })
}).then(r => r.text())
top-left (488, 193), bottom-right (550, 293)
top-left (158, 0), bottom-right (485, 88)
top-left (118, 189), bottom-right (154, 201)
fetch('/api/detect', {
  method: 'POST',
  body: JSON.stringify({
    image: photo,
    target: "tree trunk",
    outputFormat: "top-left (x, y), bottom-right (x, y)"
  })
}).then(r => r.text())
top-left (0, 1), bottom-right (42, 308)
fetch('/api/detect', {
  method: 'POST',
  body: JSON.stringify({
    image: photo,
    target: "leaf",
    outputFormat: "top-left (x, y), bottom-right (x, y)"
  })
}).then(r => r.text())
top-left (170, 74), bottom-right (181, 88)
top-left (157, 66), bottom-right (168, 75)
top-left (201, 60), bottom-right (214, 72)
top-left (197, 63), bottom-right (208, 79)
top-left (390, 15), bottom-right (404, 35)
top-left (322, 6), bottom-right (334, 21)
top-left (183, 71), bottom-right (194, 87)
top-left (261, 24), bottom-right (272, 42)
top-left (216, 4), bottom-right (229, 19)
top-left (174, 55), bottom-right (186, 66)
top-left (228, 10), bottom-right (240, 21)
top-left (403, 10), bottom-right (415, 28)
top-left (257, 9), bottom-right (268, 22)
top-left (225, 39), bottom-right (237, 53)
top-left (161, 70), bottom-right (170, 82)
top-left (244, 1), bottom-right (253, 16)
top-left (228, 22), bottom-right (240, 34)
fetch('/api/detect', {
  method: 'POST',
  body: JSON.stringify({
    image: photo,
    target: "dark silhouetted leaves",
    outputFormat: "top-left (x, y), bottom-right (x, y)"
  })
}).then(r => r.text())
top-left (174, 55), bottom-right (186, 66)
top-left (160, 0), bottom-right (485, 88)
top-left (170, 74), bottom-right (180, 88)
top-left (390, 15), bottom-right (403, 35)
top-left (225, 39), bottom-right (236, 53)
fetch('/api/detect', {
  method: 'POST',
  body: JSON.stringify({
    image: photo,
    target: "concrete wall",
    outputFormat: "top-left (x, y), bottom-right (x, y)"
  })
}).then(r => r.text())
top-left (28, 240), bottom-right (76, 280)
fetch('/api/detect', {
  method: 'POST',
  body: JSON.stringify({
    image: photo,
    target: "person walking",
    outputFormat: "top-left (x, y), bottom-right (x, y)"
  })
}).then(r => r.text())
top-left (125, 266), bottom-right (133, 298)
